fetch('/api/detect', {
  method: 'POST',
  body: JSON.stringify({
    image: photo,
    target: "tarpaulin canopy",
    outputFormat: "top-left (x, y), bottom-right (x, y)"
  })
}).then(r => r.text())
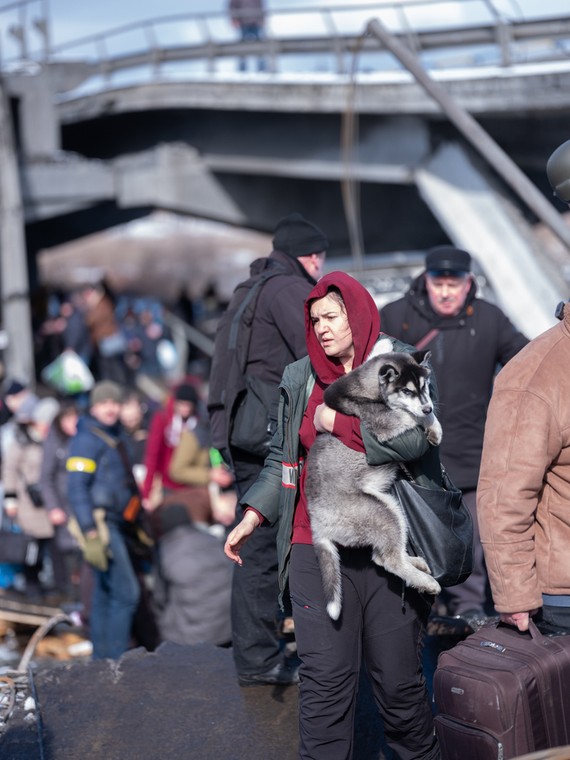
top-left (37, 212), bottom-right (271, 303)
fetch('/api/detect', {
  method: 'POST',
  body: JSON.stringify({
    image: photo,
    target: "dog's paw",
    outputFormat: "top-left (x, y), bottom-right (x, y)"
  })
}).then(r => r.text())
top-left (420, 577), bottom-right (442, 596)
top-left (425, 418), bottom-right (443, 446)
top-left (409, 555), bottom-right (431, 574)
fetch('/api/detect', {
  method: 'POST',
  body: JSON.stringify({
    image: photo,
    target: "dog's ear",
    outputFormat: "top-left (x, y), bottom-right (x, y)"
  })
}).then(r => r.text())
top-left (379, 362), bottom-right (399, 384)
top-left (412, 350), bottom-right (431, 368)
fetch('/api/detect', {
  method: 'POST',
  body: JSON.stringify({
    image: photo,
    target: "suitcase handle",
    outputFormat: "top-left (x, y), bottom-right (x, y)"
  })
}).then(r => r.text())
top-left (493, 618), bottom-right (567, 641)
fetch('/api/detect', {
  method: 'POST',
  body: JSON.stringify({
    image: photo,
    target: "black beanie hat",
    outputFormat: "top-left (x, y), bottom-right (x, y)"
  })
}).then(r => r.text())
top-left (272, 213), bottom-right (329, 258)
top-left (425, 246), bottom-right (471, 276)
top-left (174, 383), bottom-right (198, 404)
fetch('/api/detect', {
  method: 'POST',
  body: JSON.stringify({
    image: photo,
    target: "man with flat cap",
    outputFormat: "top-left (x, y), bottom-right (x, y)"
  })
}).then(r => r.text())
top-left (380, 245), bottom-right (528, 625)
top-left (208, 212), bottom-right (327, 685)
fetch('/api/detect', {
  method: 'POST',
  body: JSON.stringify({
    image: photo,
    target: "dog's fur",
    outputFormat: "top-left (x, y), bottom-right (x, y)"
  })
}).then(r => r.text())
top-left (305, 344), bottom-right (443, 620)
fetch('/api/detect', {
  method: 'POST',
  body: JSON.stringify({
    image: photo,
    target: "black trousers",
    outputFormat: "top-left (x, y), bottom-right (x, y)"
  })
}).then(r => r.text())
top-left (230, 451), bottom-right (283, 676)
top-left (290, 544), bottom-right (440, 760)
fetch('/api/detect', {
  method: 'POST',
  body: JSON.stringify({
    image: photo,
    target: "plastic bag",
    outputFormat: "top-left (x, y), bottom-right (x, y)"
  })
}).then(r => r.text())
top-left (41, 349), bottom-right (95, 395)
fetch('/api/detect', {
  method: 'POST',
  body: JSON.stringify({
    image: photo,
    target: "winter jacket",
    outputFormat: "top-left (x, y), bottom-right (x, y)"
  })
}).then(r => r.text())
top-left (245, 250), bottom-right (317, 386)
top-left (477, 303), bottom-right (570, 614)
top-left (142, 394), bottom-right (209, 499)
top-left (67, 415), bottom-right (137, 535)
top-left (168, 429), bottom-right (211, 487)
top-left (208, 249), bottom-right (317, 462)
top-left (40, 424), bottom-right (77, 551)
top-left (154, 524), bottom-right (232, 647)
top-left (380, 274), bottom-right (528, 490)
top-left (40, 425), bottom-right (73, 515)
top-left (242, 338), bottom-right (442, 609)
top-left (2, 425), bottom-right (54, 539)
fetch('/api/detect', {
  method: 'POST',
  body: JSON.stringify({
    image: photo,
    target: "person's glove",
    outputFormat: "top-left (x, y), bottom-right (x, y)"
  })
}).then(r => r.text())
top-left (83, 535), bottom-right (109, 571)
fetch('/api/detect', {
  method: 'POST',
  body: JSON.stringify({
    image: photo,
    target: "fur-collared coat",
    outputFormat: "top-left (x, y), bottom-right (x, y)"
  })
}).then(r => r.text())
top-left (477, 303), bottom-right (570, 613)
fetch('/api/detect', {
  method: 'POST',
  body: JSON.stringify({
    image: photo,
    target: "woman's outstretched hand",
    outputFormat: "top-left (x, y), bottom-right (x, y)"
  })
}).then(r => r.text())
top-left (224, 509), bottom-right (261, 565)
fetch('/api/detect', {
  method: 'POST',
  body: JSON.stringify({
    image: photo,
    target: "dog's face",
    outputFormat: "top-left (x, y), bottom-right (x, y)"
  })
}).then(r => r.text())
top-left (376, 351), bottom-right (433, 419)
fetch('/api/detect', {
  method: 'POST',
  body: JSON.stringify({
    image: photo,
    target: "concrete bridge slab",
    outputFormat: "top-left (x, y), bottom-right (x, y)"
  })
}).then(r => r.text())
top-left (6, 643), bottom-right (388, 760)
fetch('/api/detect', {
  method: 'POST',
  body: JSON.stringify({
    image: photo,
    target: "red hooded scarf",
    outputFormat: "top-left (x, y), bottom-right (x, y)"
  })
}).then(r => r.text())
top-left (293, 271), bottom-right (381, 544)
top-left (305, 271), bottom-right (380, 384)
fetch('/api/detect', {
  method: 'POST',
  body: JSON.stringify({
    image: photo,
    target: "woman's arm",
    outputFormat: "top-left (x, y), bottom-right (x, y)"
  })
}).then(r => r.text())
top-left (224, 509), bottom-right (261, 564)
top-left (362, 424), bottom-right (430, 465)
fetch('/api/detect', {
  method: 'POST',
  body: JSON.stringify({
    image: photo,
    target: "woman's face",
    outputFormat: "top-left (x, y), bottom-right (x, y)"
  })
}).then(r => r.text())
top-left (310, 293), bottom-right (354, 371)
top-left (120, 398), bottom-right (143, 429)
top-left (60, 410), bottom-right (78, 437)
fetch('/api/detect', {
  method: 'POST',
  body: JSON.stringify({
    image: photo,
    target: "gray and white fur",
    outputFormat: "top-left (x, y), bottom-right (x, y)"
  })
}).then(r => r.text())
top-left (305, 343), bottom-right (443, 620)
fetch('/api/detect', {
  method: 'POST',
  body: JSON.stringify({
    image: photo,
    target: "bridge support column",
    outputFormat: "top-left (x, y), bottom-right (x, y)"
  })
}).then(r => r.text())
top-left (0, 77), bottom-right (35, 384)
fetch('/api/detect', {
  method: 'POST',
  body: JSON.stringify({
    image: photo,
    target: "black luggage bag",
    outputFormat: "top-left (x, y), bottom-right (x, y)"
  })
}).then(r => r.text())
top-left (433, 621), bottom-right (570, 760)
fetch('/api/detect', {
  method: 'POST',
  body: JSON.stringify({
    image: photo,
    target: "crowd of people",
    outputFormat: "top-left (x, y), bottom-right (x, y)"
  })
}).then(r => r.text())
top-left (38, 285), bottom-right (180, 389)
top-left (1, 156), bottom-right (569, 756)
top-left (0, 375), bottom-right (237, 660)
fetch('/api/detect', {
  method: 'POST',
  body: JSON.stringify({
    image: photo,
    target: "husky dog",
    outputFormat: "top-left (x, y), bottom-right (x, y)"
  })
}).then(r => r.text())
top-left (305, 345), bottom-right (443, 620)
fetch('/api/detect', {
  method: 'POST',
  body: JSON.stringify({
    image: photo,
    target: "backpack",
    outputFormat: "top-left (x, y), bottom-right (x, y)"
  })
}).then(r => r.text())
top-left (207, 263), bottom-right (287, 463)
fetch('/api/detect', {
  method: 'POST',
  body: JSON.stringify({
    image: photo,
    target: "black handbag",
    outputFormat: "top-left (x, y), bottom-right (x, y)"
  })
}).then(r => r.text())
top-left (0, 516), bottom-right (40, 566)
top-left (26, 482), bottom-right (44, 508)
top-left (393, 465), bottom-right (473, 587)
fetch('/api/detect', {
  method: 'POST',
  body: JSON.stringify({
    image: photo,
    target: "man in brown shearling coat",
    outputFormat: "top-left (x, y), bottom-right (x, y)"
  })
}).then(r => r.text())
top-left (477, 301), bottom-right (570, 633)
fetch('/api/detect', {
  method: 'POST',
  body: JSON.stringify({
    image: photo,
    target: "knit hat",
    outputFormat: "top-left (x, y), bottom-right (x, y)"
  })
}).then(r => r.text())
top-left (14, 393), bottom-right (40, 423)
top-left (90, 380), bottom-right (123, 406)
top-left (425, 246), bottom-right (471, 276)
top-left (31, 397), bottom-right (61, 426)
top-left (174, 383), bottom-right (198, 404)
top-left (272, 213), bottom-right (329, 258)
top-left (4, 379), bottom-right (26, 397)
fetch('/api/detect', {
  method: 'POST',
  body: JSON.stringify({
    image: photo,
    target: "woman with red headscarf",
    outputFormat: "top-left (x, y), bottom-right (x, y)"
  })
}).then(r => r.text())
top-left (225, 272), bottom-right (441, 759)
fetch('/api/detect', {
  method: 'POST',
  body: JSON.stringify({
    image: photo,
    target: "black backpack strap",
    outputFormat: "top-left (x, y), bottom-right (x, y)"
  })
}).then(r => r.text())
top-left (229, 266), bottom-right (286, 363)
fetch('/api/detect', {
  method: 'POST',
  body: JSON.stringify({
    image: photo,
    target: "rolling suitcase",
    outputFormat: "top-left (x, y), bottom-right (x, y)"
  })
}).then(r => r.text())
top-left (433, 621), bottom-right (570, 760)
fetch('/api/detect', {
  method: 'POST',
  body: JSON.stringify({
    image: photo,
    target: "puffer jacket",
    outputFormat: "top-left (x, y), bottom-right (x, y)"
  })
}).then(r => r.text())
top-left (477, 303), bottom-right (570, 614)
top-left (67, 415), bottom-right (137, 535)
top-left (242, 337), bottom-right (443, 608)
top-left (380, 275), bottom-right (528, 490)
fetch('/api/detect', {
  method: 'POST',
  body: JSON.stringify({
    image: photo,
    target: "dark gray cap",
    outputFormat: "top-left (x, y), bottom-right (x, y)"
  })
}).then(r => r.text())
top-left (425, 246), bottom-right (471, 276)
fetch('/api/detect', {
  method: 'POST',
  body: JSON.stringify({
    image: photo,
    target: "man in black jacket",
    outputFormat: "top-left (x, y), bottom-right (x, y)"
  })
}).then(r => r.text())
top-left (380, 246), bottom-right (528, 622)
top-left (209, 212), bottom-right (327, 685)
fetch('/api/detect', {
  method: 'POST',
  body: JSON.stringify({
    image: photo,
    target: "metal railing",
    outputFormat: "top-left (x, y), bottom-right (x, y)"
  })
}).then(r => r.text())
top-left (1, 0), bottom-right (570, 79)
